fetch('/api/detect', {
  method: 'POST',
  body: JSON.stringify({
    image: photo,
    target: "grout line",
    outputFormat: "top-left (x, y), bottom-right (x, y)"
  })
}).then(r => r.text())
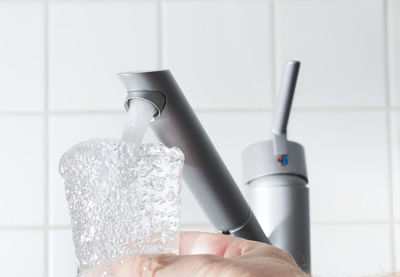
top-left (310, 221), bottom-right (393, 227)
top-left (383, 0), bottom-right (392, 108)
top-left (270, 0), bottom-right (277, 106)
top-left (0, 226), bottom-right (43, 230)
top-left (0, 0), bottom-right (396, 2)
top-left (228, 0), bottom-right (394, 1)
top-left (157, 0), bottom-right (164, 69)
top-left (0, 111), bottom-right (47, 115)
top-left (43, 0), bottom-right (164, 2)
top-left (156, 0), bottom-right (373, 2)
top-left (387, 110), bottom-right (397, 273)
top-left (270, 0), bottom-right (278, 127)
top-left (0, 221), bottom-right (395, 231)
top-left (0, 226), bottom-right (59, 230)
top-left (56, 110), bottom-right (125, 114)
top-left (44, 1), bottom-right (50, 276)
top-left (194, 106), bottom-right (399, 113)
top-left (383, 0), bottom-right (397, 271)
top-left (0, 106), bottom-right (400, 116)
top-left (0, 221), bottom-right (395, 230)
top-left (164, 0), bottom-right (267, 1)
top-left (46, 225), bottom-right (71, 229)
top-left (0, 0), bottom-right (44, 2)
top-left (0, 225), bottom-right (70, 231)
top-left (0, 0), bottom-right (264, 2)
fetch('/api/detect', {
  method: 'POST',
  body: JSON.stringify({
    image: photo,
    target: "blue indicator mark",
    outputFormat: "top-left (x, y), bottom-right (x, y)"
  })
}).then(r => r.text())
top-left (278, 155), bottom-right (288, 166)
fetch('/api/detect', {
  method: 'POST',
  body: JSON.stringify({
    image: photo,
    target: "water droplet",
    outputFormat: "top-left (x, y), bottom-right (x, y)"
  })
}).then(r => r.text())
top-left (166, 191), bottom-right (176, 202)
top-left (151, 176), bottom-right (165, 191)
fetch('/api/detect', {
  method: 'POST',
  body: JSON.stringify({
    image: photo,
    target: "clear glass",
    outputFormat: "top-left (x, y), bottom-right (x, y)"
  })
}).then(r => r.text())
top-left (59, 139), bottom-right (184, 277)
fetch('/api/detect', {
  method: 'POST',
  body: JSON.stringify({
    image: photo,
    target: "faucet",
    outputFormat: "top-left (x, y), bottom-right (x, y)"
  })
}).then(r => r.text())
top-left (118, 61), bottom-right (310, 272)
top-left (118, 70), bottom-right (269, 244)
top-left (243, 61), bottom-right (310, 272)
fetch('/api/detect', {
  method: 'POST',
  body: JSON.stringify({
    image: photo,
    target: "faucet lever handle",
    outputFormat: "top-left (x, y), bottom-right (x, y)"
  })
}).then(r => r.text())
top-left (272, 61), bottom-right (300, 157)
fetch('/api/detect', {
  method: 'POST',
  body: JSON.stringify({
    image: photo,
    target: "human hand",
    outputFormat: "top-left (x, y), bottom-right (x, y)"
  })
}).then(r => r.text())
top-left (103, 231), bottom-right (308, 277)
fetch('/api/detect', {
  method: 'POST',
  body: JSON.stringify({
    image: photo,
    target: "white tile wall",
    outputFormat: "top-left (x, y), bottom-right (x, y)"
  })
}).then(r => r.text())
top-left (180, 111), bottom-right (273, 224)
top-left (49, 229), bottom-right (76, 277)
top-left (393, 112), bottom-right (400, 221)
top-left (389, 0), bottom-right (400, 106)
top-left (196, 111), bottom-right (272, 185)
top-left (0, 2), bottom-right (44, 111)
top-left (49, 113), bottom-right (126, 225)
top-left (0, 116), bottom-right (45, 226)
top-left (49, 1), bottom-right (159, 111)
top-left (276, 0), bottom-right (386, 108)
top-left (1, 0), bottom-right (398, 276)
top-left (289, 111), bottom-right (390, 222)
top-left (311, 224), bottom-right (392, 276)
top-left (0, 230), bottom-right (45, 276)
top-left (396, 224), bottom-right (400, 272)
top-left (163, 0), bottom-right (273, 109)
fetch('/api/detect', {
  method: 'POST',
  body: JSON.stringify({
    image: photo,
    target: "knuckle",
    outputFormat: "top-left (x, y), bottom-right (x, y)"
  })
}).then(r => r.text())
top-left (263, 246), bottom-right (297, 264)
top-left (193, 254), bottom-right (225, 276)
top-left (127, 254), bottom-right (169, 277)
top-left (277, 249), bottom-right (296, 263)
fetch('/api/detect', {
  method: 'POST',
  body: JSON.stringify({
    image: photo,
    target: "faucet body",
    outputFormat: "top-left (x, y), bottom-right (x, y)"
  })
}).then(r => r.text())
top-left (243, 61), bottom-right (310, 272)
top-left (243, 141), bottom-right (310, 272)
top-left (118, 70), bottom-right (269, 244)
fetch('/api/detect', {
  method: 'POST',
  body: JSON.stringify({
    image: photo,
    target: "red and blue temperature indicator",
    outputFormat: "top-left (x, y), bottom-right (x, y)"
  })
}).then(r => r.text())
top-left (278, 155), bottom-right (288, 166)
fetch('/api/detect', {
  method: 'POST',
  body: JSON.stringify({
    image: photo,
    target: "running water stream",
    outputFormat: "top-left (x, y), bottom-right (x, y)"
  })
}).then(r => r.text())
top-left (122, 99), bottom-right (156, 144)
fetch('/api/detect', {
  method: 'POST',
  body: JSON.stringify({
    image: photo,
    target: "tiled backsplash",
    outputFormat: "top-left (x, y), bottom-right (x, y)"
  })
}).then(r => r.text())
top-left (0, 0), bottom-right (398, 276)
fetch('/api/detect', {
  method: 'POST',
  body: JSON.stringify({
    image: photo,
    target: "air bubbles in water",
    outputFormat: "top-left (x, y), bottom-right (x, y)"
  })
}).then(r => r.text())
top-left (59, 99), bottom-right (184, 277)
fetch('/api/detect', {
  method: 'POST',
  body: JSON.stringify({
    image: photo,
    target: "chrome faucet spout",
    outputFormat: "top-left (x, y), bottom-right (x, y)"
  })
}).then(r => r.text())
top-left (118, 70), bottom-right (270, 244)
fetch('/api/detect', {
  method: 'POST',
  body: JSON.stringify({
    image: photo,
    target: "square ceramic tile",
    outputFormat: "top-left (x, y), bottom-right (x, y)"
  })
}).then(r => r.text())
top-left (163, 0), bottom-right (273, 109)
top-left (49, 1), bottom-right (158, 111)
top-left (0, 2), bottom-right (44, 111)
top-left (311, 224), bottom-right (392, 276)
top-left (289, 111), bottom-right (390, 222)
top-left (0, 230), bottom-right (44, 276)
top-left (392, 111), bottom-right (400, 221)
top-left (389, 1), bottom-right (400, 106)
top-left (0, 116), bottom-right (44, 225)
top-left (276, 0), bottom-right (386, 108)
top-left (49, 229), bottom-right (76, 277)
top-left (196, 111), bottom-right (272, 187)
